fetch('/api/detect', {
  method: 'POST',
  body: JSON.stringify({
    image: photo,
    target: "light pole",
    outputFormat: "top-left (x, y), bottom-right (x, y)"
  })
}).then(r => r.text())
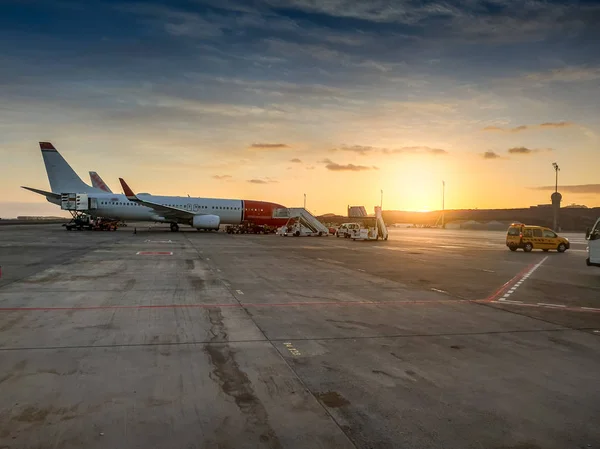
top-left (303, 193), bottom-right (306, 209)
top-left (380, 189), bottom-right (383, 210)
top-left (442, 181), bottom-right (446, 227)
top-left (441, 181), bottom-right (446, 228)
top-left (551, 163), bottom-right (562, 231)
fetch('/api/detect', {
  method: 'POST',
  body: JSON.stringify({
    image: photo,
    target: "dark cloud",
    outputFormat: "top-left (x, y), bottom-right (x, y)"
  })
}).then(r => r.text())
top-left (319, 158), bottom-right (376, 171)
top-left (482, 151), bottom-right (501, 159)
top-left (212, 174), bottom-right (232, 180)
top-left (249, 143), bottom-right (290, 149)
top-left (483, 122), bottom-right (574, 133)
top-left (525, 68), bottom-right (600, 83)
top-left (531, 184), bottom-right (600, 194)
top-left (508, 147), bottom-right (554, 154)
top-left (508, 147), bottom-right (534, 154)
top-left (290, 158), bottom-right (302, 163)
top-left (539, 121), bottom-right (574, 128)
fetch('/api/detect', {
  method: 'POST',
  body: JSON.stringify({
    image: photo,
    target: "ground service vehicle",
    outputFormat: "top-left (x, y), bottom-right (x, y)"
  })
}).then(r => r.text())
top-left (506, 223), bottom-right (570, 253)
top-left (586, 218), bottom-right (600, 267)
top-left (336, 223), bottom-right (360, 238)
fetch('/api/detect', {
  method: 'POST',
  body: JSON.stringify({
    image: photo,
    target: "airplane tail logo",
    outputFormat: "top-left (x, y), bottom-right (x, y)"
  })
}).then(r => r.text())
top-left (89, 171), bottom-right (113, 193)
top-left (39, 142), bottom-right (104, 194)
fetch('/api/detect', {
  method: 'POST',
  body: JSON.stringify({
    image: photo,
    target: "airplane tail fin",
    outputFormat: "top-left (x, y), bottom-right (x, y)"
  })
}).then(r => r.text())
top-left (89, 171), bottom-right (113, 193)
top-left (40, 142), bottom-right (104, 193)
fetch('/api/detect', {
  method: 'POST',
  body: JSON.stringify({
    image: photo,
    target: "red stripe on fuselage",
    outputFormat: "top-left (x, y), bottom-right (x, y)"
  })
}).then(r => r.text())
top-left (242, 199), bottom-right (287, 227)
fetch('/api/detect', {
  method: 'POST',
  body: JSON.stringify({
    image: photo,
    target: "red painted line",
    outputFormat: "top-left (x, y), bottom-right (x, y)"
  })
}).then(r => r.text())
top-left (483, 261), bottom-right (539, 302)
top-left (0, 298), bottom-right (479, 312)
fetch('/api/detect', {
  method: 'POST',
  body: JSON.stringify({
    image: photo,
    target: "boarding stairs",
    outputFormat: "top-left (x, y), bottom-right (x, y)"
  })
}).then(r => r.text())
top-left (374, 206), bottom-right (389, 240)
top-left (274, 208), bottom-right (330, 236)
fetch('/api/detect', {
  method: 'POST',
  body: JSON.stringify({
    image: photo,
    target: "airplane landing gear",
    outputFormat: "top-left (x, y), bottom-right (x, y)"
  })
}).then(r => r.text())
top-left (170, 223), bottom-right (179, 232)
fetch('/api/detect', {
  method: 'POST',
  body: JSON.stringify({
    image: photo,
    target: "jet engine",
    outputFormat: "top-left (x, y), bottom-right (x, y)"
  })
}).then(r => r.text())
top-left (192, 214), bottom-right (220, 230)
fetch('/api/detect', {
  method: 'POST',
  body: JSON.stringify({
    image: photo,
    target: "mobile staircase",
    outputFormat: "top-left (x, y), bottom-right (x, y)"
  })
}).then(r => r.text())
top-left (274, 208), bottom-right (330, 236)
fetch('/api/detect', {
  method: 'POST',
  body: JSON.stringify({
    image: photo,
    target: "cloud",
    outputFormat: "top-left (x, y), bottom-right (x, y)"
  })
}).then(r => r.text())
top-left (249, 143), bottom-right (290, 150)
top-left (334, 145), bottom-right (448, 156)
top-left (319, 158), bottom-right (376, 171)
top-left (531, 184), bottom-right (600, 194)
top-left (525, 67), bottom-right (600, 83)
top-left (290, 158), bottom-right (302, 163)
top-left (482, 151), bottom-right (501, 159)
top-left (482, 122), bottom-right (574, 133)
top-left (482, 126), bottom-right (503, 132)
top-left (212, 174), bottom-right (232, 180)
top-left (247, 178), bottom-right (278, 184)
top-left (507, 147), bottom-right (554, 155)
top-left (334, 145), bottom-right (378, 155)
top-left (508, 147), bottom-right (533, 154)
top-left (539, 122), bottom-right (574, 129)
top-left (383, 146), bottom-right (448, 155)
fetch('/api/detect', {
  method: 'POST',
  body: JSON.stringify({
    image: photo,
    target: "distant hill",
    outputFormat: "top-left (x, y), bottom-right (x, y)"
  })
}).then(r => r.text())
top-left (318, 207), bottom-right (600, 232)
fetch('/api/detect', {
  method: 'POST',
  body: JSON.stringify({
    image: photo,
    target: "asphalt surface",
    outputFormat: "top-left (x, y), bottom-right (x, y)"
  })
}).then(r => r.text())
top-left (0, 224), bottom-right (599, 449)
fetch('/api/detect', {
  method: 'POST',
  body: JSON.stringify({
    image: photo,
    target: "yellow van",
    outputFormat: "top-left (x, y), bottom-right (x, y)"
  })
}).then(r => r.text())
top-left (506, 223), bottom-right (570, 253)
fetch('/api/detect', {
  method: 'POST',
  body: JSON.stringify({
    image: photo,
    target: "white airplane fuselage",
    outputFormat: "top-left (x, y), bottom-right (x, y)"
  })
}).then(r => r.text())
top-left (50, 192), bottom-right (287, 227)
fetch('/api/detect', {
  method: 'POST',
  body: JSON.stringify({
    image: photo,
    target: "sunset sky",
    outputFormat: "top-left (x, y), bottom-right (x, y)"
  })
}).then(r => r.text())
top-left (1, 0), bottom-right (599, 217)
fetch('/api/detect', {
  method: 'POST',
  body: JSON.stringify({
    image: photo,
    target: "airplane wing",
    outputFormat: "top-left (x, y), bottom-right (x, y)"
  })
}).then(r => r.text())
top-left (119, 178), bottom-right (197, 221)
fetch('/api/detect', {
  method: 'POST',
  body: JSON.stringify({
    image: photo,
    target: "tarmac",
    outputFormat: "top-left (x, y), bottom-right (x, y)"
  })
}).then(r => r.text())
top-left (0, 224), bottom-right (599, 449)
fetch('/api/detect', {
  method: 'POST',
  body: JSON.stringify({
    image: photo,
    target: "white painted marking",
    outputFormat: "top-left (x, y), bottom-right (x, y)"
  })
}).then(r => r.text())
top-left (236, 290), bottom-right (244, 295)
top-left (283, 342), bottom-right (301, 356)
top-left (582, 307), bottom-right (600, 311)
top-left (206, 258), bottom-right (210, 261)
top-left (502, 299), bottom-right (523, 304)
top-left (431, 288), bottom-right (449, 295)
top-left (538, 303), bottom-right (566, 308)
top-left (497, 256), bottom-right (548, 301)
top-left (217, 269), bottom-right (221, 272)
top-left (482, 269), bottom-right (495, 273)
top-left (357, 269), bottom-right (366, 272)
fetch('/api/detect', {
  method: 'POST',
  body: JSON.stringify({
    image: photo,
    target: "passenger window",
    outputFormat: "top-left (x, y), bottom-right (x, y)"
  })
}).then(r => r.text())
top-left (523, 229), bottom-right (533, 237)
top-left (543, 230), bottom-right (557, 238)
top-left (533, 229), bottom-right (543, 238)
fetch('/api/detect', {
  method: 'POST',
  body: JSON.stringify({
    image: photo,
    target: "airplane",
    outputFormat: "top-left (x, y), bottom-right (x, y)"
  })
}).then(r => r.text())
top-left (22, 142), bottom-right (289, 232)
top-left (89, 171), bottom-right (112, 193)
